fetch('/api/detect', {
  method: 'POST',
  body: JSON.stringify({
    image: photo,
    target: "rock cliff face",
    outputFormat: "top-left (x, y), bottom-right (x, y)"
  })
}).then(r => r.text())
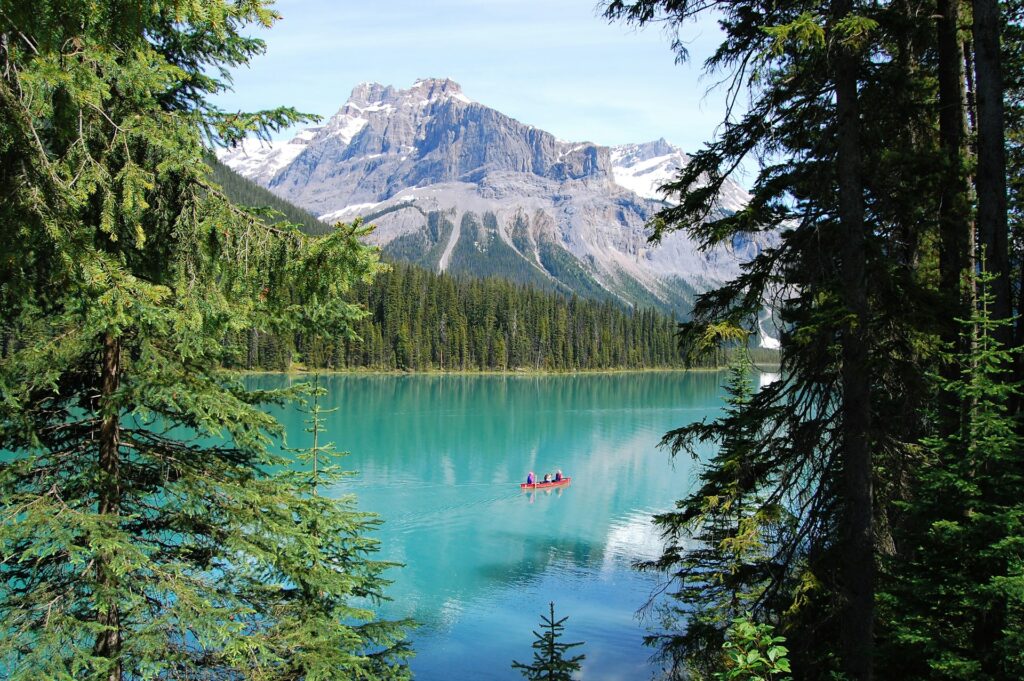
top-left (219, 78), bottom-right (770, 322)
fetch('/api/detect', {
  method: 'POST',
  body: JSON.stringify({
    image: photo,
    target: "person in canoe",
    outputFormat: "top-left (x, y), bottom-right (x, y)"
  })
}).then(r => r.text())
top-left (554, 469), bottom-right (563, 482)
top-left (543, 472), bottom-right (552, 483)
top-left (526, 471), bottom-right (535, 485)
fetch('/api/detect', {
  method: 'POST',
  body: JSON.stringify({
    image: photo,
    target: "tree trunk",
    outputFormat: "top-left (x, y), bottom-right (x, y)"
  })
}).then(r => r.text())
top-left (832, 2), bottom-right (874, 678)
top-left (94, 332), bottom-right (123, 681)
top-left (937, 1), bottom-right (978, 437)
top-left (972, 0), bottom-right (1011, 336)
top-left (971, 7), bottom-right (1011, 662)
top-left (937, 0), bottom-right (974, 321)
top-left (247, 327), bottom-right (258, 370)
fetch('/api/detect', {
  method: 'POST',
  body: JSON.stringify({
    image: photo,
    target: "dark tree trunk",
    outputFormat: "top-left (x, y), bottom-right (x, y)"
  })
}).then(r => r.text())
top-left (972, 7), bottom-right (1011, 663)
top-left (938, 0), bottom-right (974, 319)
top-left (973, 0), bottom-right (1012, 336)
top-left (832, 2), bottom-right (874, 679)
top-left (937, 1), bottom-right (978, 436)
top-left (247, 327), bottom-right (258, 370)
top-left (94, 332), bottom-right (123, 681)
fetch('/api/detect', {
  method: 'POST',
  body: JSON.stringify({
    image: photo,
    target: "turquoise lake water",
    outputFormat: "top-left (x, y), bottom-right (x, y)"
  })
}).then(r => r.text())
top-left (249, 371), bottom-right (743, 680)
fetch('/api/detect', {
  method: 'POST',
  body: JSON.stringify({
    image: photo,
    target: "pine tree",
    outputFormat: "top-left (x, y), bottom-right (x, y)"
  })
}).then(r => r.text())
top-left (641, 350), bottom-right (790, 680)
top-left (880, 270), bottom-right (1024, 680)
top-left (511, 602), bottom-right (586, 681)
top-left (603, 1), bottom-right (967, 677)
top-left (274, 374), bottom-right (413, 679)
top-left (0, 1), bottom-right (408, 678)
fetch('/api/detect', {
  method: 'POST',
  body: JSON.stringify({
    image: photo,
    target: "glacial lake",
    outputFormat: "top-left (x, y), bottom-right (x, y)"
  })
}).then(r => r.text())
top-left (249, 371), bottom-right (748, 680)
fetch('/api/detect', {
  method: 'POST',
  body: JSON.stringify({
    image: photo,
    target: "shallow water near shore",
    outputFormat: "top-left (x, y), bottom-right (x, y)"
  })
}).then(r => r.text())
top-left (250, 371), bottom-right (737, 680)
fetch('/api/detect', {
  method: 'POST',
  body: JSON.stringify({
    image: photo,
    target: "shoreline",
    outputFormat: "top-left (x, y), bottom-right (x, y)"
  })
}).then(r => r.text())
top-left (229, 363), bottom-right (781, 377)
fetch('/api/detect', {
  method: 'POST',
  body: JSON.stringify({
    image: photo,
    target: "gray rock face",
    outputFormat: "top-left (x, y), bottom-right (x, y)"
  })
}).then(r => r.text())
top-left (262, 78), bottom-right (612, 215)
top-left (218, 78), bottom-right (773, 335)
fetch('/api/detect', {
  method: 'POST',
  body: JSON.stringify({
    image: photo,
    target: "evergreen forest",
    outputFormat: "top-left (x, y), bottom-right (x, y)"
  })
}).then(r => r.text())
top-left (1, 0), bottom-right (1023, 680)
top-left (242, 262), bottom-right (706, 372)
top-left (604, 1), bottom-right (1024, 680)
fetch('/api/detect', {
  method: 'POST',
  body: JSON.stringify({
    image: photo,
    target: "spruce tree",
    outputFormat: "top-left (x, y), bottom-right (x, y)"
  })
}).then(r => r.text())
top-left (275, 374), bottom-right (413, 679)
top-left (604, 1), bottom-right (967, 677)
top-left (0, 1), bottom-right (409, 678)
top-left (880, 270), bottom-right (1024, 680)
top-left (641, 350), bottom-right (789, 680)
top-left (511, 602), bottom-right (586, 681)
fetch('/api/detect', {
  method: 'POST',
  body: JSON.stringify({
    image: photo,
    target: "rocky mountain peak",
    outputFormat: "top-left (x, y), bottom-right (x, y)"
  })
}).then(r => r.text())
top-left (347, 81), bottom-right (396, 107)
top-left (217, 79), bottom-right (767, 335)
top-left (409, 77), bottom-right (469, 101)
top-left (611, 138), bottom-right (677, 166)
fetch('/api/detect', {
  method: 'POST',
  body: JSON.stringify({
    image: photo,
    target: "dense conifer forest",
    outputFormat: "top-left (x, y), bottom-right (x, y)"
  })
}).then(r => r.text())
top-left (605, 1), bottom-right (1024, 680)
top-left (242, 262), bottom-right (704, 371)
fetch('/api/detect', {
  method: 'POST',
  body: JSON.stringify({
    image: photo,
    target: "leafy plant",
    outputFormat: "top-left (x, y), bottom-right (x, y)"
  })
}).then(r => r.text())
top-left (715, 616), bottom-right (792, 681)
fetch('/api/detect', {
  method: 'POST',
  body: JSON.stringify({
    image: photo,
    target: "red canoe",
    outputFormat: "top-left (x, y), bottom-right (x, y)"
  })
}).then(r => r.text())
top-left (520, 477), bottom-right (571, 490)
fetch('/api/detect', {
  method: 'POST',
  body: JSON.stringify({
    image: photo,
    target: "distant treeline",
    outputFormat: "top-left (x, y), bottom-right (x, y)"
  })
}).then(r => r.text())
top-left (240, 263), bottom-right (670, 370)
top-left (206, 157), bottom-right (777, 372)
top-left (234, 263), bottom-right (778, 372)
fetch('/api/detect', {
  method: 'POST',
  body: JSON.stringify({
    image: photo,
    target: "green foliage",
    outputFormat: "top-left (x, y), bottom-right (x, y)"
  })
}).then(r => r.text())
top-left (275, 375), bottom-right (414, 679)
top-left (233, 261), bottom-right (722, 372)
top-left (206, 155), bottom-right (331, 236)
top-left (715, 616), bottom-right (792, 681)
top-left (511, 602), bottom-right (586, 681)
top-left (641, 355), bottom-right (790, 679)
top-left (203, 169), bottom-right (727, 373)
top-left (0, 0), bottom-right (408, 678)
top-left (879, 271), bottom-right (1024, 680)
top-left (604, 0), bottom-right (977, 677)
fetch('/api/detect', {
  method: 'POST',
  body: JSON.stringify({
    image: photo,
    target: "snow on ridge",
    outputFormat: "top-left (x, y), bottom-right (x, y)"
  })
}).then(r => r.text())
top-left (217, 134), bottom-right (314, 182)
top-left (327, 115), bottom-right (368, 144)
top-left (611, 159), bottom-right (680, 202)
top-left (610, 141), bottom-right (751, 213)
top-left (318, 202), bottom-right (380, 222)
top-left (759, 317), bottom-right (781, 350)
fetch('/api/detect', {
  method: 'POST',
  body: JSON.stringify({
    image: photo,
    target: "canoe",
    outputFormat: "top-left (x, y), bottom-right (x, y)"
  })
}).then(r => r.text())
top-left (520, 477), bottom-right (571, 490)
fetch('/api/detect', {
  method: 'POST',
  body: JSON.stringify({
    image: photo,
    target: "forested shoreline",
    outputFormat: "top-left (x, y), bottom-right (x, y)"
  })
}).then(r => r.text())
top-left (235, 262), bottom-right (780, 372)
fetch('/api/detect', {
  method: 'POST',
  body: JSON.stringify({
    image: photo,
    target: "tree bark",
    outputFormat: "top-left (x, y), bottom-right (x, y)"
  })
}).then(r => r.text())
top-left (94, 332), bottom-right (123, 681)
top-left (832, 2), bottom-right (874, 678)
top-left (937, 2), bottom-right (979, 437)
top-left (972, 4), bottom-right (1011, 659)
top-left (972, 0), bottom-right (1011, 337)
top-left (937, 0), bottom-right (973, 320)
top-left (247, 327), bottom-right (258, 370)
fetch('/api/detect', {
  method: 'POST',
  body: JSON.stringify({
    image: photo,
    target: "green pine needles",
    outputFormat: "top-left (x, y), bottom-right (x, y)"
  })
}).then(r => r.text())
top-left (511, 602), bottom-right (586, 681)
top-left (640, 353), bottom-right (789, 680)
top-left (0, 1), bottom-right (409, 679)
top-left (272, 374), bottom-right (414, 679)
top-left (881, 269), bottom-right (1024, 680)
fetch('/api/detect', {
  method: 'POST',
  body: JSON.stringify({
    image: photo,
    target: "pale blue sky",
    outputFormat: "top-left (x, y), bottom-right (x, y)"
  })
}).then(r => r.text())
top-left (212, 0), bottom-right (734, 152)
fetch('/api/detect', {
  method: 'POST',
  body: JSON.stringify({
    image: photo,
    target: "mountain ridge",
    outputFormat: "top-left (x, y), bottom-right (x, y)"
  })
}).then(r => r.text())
top-left (218, 78), bottom-right (773, 337)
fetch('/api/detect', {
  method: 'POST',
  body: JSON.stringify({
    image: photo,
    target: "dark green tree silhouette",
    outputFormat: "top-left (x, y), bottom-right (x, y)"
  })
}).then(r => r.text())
top-left (512, 602), bottom-right (586, 681)
top-left (880, 269), bottom-right (1024, 680)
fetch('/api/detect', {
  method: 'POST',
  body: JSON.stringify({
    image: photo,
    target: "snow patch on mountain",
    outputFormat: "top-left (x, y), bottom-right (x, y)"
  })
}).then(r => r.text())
top-left (609, 139), bottom-right (750, 213)
top-left (218, 127), bottom-right (320, 186)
